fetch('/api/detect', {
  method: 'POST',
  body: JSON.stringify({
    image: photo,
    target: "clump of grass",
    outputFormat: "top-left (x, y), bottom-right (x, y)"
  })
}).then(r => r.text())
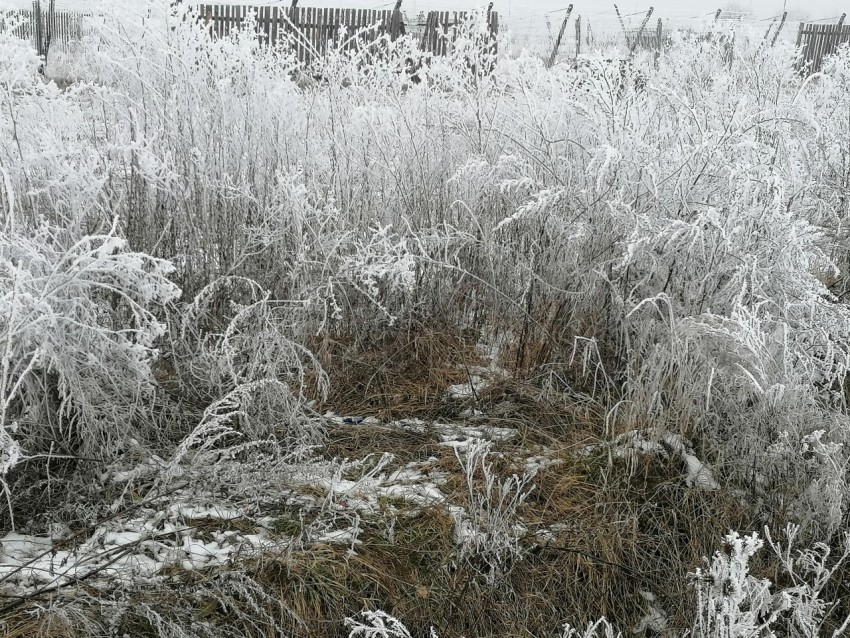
top-left (314, 322), bottom-right (484, 421)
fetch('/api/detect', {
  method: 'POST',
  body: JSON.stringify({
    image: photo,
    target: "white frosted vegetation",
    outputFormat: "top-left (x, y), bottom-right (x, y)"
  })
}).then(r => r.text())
top-left (1, 1), bottom-right (850, 635)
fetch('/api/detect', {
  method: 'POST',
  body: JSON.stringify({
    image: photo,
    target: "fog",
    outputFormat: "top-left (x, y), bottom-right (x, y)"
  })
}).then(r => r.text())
top-left (1, 0), bottom-right (843, 53)
top-left (1, 0), bottom-right (843, 20)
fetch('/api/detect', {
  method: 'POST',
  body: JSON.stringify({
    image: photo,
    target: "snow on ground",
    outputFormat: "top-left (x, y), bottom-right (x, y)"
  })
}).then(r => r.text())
top-left (0, 398), bottom-right (547, 601)
top-left (0, 344), bottom-right (718, 605)
top-left (0, 338), bottom-right (721, 606)
top-left (581, 428), bottom-right (720, 491)
top-left (0, 427), bottom-right (439, 596)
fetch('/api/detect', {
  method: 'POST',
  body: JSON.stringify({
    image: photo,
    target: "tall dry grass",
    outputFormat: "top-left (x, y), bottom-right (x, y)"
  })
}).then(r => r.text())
top-left (1, 2), bottom-right (850, 635)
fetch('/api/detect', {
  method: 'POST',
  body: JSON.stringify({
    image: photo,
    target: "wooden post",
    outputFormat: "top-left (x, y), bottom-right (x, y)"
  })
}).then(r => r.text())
top-left (289, 0), bottom-right (299, 30)
top-left (614, 4), bottom-right (630, 49)
top-left (486, 1), bottom-right (494, 42)
top-left (390, 0), bottom-right (402, 40)
top-left (574, 14), bottom-right (581, 61)
top-left (484, 2), bottom-right (497, 68)
top-left (33, 0), bottom-right (43, 59)
top-left (628, 6), bottom-right (653, 57)
top-left (289, 0), bottom-right (300, 61)
top-left (654, 17), bottom-right (662, 67)
top-left (725, 28), bottom-right (735, 68)
top-left (547, 4), bottom-right (573, 68)
top-left (762, 20), bottom-right (774, 43)
top-left (770, 11), bottom-right (787, 46)
top-left (420, 11), bottom-right (432, 51)
top-left (714, 8), bottom-right (721, 22)
top-left (45, 0), bottom-right (54, 60)
top-left (838, 13), bottom-right (846, 28)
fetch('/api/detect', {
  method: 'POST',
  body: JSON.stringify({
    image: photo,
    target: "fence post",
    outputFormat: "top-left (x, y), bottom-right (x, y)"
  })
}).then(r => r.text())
top-left (614, 4), bottom-right (630, 49)
top-left (770, 11), bottom-right (787, 47)
top-left (762, 19), bottom-right (774, 44)
top-left (45, 0), bottom-right (54, 63)
top-left (390, 0), bottom-right (402, 40)
top-left (33, 0), bottom-right (43, 62)
top-left (706, 8), bottom-right (721, 40)
top-left (290, 0), bottom-right (299, 28)
top-left (547, 4), bottom-right (573, 68)
top-left (575, 14), bottom-right (581, 61)
top-left (420, 11), bottom-right (432, 51)
top-left (628, 6), bottom-right (653, 57)
top-left (488, 6), bottom-right (498, 59)
top-left (654, 17), bottom-right (662, 68)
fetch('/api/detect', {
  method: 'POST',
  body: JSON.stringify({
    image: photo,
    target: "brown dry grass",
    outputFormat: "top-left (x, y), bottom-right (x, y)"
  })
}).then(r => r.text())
top-left (0, 329), bottom-right (771, 638)
top-left (519, 444), bottom-right (756, 632)
top-left (0, 615), bottom-right (76, 638)
top-left (312, 322), bottom-right (484, 420)
top-left (275, 386), bottom-right (755, 637)
top-left (0, 437), bottom-right (763, 638)
top-left (325, 423), bottom-right (438, 463)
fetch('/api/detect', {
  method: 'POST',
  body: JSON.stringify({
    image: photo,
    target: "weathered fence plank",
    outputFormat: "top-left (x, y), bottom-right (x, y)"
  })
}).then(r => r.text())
top-left (796, 20), bottom-right (850, 73)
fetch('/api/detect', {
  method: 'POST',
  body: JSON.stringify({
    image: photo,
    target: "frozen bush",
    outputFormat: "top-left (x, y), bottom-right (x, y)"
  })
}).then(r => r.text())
top-left (691, 527), bottom-right (850, 638)
top-left (0, 216), bottom-right (179, 522)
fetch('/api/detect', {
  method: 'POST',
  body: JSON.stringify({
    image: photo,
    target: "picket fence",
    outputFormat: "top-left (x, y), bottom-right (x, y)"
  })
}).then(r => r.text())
top-left (795, 19), bottom-right (850, 73)
top-left (197, 4), bottom-right (499, 63)
top-left (2, 5), bottom-right (92, 53)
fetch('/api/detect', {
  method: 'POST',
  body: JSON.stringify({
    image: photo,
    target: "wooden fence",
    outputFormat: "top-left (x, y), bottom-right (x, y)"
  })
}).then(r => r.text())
top-left (197, 4), bottom-right (498, 64)
top-left (2, 4), bottom-right (92, 53)
top-left (795, 20), bottom-right (850, 73)
top-left (198, 5), bottom-right (399, 62)
top-left (419, 11), bottom-right (499, 56)
top-left (626, 27), bottom-right (670, 50)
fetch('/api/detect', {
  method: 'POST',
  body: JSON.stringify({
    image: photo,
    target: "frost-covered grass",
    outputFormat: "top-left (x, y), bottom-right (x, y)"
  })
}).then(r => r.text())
top-left (2, 1), bottom-right (850, 636)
